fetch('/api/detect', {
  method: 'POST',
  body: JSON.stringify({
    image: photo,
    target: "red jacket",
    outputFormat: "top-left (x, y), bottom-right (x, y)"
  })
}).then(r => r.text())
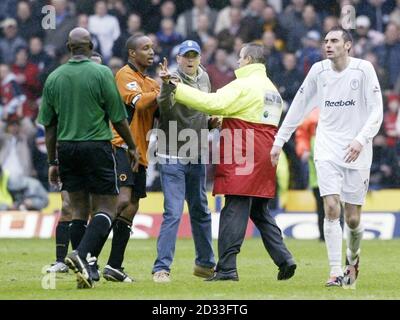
top-left (11, 62), bottom-right (41, 100)
top-left (213, 118), bottom-right (277, 198)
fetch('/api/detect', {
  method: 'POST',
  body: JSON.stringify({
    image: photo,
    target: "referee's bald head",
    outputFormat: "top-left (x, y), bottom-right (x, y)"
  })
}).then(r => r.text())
top-left (67, 27), bottom-right (93, 55)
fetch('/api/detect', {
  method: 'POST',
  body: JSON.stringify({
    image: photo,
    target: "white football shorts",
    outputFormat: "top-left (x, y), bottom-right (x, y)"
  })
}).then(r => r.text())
top-left (314, 160), bottom-right (370, 205)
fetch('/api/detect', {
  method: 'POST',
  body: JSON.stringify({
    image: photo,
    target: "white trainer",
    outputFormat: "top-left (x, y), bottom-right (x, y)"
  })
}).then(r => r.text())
top-left (153, 270), bottom-right (171, 283)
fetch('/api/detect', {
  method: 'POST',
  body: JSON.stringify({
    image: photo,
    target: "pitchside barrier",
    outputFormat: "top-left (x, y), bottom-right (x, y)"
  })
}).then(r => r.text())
top-left (0, 190), bottom-right (399, 239)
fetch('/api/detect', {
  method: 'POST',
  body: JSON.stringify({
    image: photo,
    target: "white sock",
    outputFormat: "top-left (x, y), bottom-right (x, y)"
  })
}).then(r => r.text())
top-left (345, 223), bottom-right (363, 265)
top-left (324, 218), bottom-right (343, 277)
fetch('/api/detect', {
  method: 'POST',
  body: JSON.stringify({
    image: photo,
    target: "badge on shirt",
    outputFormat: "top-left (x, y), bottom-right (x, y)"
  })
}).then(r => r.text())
top-left (350, 79), bottom-right (359, 90)
top-left (126, 81), bottom-right (138, 91)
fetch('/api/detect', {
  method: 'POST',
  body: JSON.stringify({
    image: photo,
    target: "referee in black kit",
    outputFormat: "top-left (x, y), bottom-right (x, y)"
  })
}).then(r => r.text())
top-left (38, 27), bottom-right (139, 289)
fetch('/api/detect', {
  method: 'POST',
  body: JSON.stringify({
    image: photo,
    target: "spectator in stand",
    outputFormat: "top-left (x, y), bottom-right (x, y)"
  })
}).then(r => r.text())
top-left (74, 0), bottom-right (97, 15)
top-left (214, 0), bottom-right (245, 35)
top-left (0, 64), bottom-right (26, 120)
top-left (261, 31), bottom-right (283, 80)
top-left (29, 37), bottom-right (55, 85)
top-left (389, 0), bottom-right (400, 28)
top-left (274, 52), bottom-right (303, 104)
top-left (260, 5), bottom-right (287, 49)
top-left (374, 22), bottom-right (400, 90)
top-left (76, 14), bottom-right (102, 56)
top-left (200, 36), bottom-right (218, 66)
top-left (32, 122), bottom-right (49, 190)
top-left (106, 0), bottom-right (129, 32)
top-left (395, 96), bottom-right (400, 152)
top-left (108, 56), bottom-right (123, 76)
top-left (364, 51), bottom-right (389, 90)
top-left (44, 0), bottom-right (76, 57)
top-left (226, 36), bottom-right (244, 70)
top-left (176, 0), bottom-right (218, 38)
top-left (322, 16), bottom-right (339, 35)
top-left (286, 4), bottom-right (321, 53)
top-left (0, 0), bottom-right (17, 21)
top-left (145, 0), bottom-right (177, 34)
top-left (0, 18), bottom-right (27, 64)
top-left (12, 47), bottom-right (42, 119)
top-left (296, 30), bottom-right (323, 76)
top-left (0, 165), bottom-right (49, 211)
top-left (353, 16), bottom-right (384, 59)
top-left (216, 7), bottom-right (250, 53)
top-left (0, 115), bottom-right (35, 178)
top-left (187, 14), bottom-right (214, 48)
top-left (356, 0), bottom-right (396, 33)
top-left (384, 94), bottom-right (400, 149)
top-left (241, 0), bottom-right (266, 42)
top-left (307, 0), bottom-right (337, 17)
top-left (370, 134), bottom-right (400, 188)
top-left (88, 0), bottom-right (120, 62)
top-left (156, 18), bottom-right (183, 61)
top-left (267, 0), bottom-right (283, 13)
top-left (112, 13), bottom-right (143, 61)
top-left (395, 74), bottom-right (400, 95)
top-left (146, 33), bottom-right (162, 77)
top-left (206, 48), bottom-right (235, 91)
top-left (280, 0), bottom-right (306, 50)
top-left (16, 1), bottom-right (44, 41)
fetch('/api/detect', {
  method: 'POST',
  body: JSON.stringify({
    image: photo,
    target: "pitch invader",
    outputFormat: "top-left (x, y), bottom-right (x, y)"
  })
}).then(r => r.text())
top-left (270, 27), bottom-right (383, 288)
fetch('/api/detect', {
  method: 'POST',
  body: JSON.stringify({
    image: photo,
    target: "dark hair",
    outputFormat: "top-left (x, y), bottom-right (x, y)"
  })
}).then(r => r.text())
top-left (327, 26), bottom-right (353, 43)
top-left (326, 26), bottom-right (353, 53)
top-left (242, 43), bottom-right (265, 64)
top-left (15, 45), bottom-right (28, 54)
top-left (125, 32), bottom-right (145, 51)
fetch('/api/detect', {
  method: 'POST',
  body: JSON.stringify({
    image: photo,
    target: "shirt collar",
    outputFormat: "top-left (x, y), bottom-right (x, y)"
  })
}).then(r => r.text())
top-left (69, 56), bottom-right (90, 63)
top-left (128, 61), bottom-right (147, 78)
top-left (234, 63), bottom-right (266, 78)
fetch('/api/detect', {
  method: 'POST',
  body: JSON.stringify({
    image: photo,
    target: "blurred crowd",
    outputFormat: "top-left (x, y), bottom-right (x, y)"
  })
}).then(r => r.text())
top-left (1, 0), bottom-right (400, 202)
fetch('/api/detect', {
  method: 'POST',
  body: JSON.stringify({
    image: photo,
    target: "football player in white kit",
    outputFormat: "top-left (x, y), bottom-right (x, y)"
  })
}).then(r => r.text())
top-left (270, 27), bottom-right (383, 288)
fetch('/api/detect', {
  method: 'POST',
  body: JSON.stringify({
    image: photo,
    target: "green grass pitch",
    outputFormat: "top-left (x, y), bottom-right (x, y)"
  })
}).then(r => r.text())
top-left (0, 238), bottom-right (399, 300)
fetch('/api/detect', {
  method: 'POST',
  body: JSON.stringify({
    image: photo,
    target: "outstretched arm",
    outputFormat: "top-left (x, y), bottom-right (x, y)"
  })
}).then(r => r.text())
top-left (174, 80), bottom-right (242, 116)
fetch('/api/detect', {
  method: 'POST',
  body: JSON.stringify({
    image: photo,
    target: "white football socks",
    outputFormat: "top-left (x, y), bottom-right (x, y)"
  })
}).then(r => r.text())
top-left (324, 218), bottom-right (343, 277)
top-left (345, 223), bottom-right (363, 265)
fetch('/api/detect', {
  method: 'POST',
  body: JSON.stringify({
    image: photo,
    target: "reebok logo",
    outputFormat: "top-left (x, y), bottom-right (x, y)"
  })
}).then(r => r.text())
top-left (324, 100), bottom-right (356, 107)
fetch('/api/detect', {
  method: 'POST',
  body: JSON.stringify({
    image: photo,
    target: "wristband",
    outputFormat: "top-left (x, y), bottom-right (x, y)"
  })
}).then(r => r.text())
top-left (48, 159), bottom-right (59, 166)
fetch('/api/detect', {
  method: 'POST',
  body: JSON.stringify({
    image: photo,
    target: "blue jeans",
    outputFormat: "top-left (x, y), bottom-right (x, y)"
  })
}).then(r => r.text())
top-left (152, 159), bottom-right (215, 273)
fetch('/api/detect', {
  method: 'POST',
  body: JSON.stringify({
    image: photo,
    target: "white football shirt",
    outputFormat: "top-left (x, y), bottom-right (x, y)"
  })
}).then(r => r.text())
top-left (274, 57), bottom-right (383, 170)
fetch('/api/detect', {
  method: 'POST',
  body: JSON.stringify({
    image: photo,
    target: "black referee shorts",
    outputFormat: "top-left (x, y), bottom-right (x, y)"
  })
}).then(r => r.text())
top-left (115, 146), bottom-right (147, 198)
top-left (58, 141), bottom-right (118, 195)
